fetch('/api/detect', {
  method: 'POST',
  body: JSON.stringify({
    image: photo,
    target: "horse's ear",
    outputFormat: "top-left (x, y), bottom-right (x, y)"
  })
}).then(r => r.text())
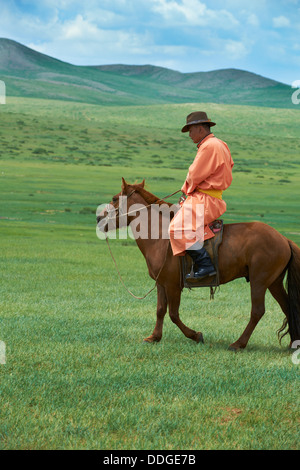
top-left (139, 179), bottom-right (145, 188)
top-left (121, 177), bottom-right (128, 192)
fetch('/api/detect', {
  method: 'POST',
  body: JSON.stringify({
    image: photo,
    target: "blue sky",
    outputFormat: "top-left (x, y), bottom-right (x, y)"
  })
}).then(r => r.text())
top-left (0, 0), bottom-right (299, 84)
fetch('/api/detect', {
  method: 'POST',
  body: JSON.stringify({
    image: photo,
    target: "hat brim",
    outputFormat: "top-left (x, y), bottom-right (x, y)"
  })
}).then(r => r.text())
top-left (181, 120), bottom-right (216, 133)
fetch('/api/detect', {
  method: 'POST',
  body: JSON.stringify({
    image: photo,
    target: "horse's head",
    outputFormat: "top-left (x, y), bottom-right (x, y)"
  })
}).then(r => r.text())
top-left (96, 177), bottom-right (145, 233)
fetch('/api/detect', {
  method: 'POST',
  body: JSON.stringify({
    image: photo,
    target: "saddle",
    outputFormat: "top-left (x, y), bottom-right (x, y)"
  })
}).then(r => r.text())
top-left (180, 220), bottom-right (224, 295)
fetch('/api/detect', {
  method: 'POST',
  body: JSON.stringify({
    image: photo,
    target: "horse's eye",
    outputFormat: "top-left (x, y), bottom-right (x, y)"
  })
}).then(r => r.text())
top-left (112, 197), bottom-right (118, 204)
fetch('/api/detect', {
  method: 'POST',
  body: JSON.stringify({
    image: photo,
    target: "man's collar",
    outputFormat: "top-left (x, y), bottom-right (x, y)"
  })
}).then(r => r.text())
top-left (197, 133), bottom-right (214, 148)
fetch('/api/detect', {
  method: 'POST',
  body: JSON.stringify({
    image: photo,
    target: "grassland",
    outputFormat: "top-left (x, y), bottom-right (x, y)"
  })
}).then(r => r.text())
top-left (0, 97), bottom-right (300, 449)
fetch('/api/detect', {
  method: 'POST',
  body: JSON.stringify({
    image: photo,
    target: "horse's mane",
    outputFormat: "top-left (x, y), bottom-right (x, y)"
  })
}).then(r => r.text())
top-left (131, 184), bottom-right (173, 207)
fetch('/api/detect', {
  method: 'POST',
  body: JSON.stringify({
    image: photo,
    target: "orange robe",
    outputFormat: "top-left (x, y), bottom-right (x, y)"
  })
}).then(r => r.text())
top-left (169, 133), bottom-right (234, 256)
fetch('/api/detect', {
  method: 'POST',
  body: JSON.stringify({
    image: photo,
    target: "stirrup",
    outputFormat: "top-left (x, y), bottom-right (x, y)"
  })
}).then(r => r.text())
top-left (186, 265), bottom-right (216, 281)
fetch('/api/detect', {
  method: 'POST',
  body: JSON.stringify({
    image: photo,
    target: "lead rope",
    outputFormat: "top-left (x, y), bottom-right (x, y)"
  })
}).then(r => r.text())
top-left (105, 237), bottom-right (170, 300)
top-left (105, 188), bottom-right (181, 300)
top-left (120, 188), bottom-right (182, 218)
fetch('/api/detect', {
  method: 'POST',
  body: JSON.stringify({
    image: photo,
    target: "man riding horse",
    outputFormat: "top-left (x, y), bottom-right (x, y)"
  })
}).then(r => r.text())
top-left (169, 111), bottom-right (234, 280)
top-left (98, 111), bottom-right (300, 348)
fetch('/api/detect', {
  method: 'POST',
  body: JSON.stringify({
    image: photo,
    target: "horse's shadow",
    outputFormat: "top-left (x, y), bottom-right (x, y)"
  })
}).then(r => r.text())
top-left (202, 337), bottom-right (290, 354)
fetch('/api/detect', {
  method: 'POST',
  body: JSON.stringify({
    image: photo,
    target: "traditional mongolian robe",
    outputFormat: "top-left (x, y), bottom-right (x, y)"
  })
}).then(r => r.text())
top-left (169, 133), bottom-right (234, 256)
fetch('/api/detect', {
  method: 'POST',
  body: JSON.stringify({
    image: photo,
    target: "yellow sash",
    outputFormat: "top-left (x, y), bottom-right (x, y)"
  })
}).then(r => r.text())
top-left (197, 188), bottom-right (223, 200)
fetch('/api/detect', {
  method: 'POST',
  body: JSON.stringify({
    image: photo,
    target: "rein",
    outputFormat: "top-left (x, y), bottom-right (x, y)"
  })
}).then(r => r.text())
top-left (106, 188), bottom-right (181, 220)
top-left (105, 237), bottom-right (169, 299)
top-left (104, 188), bottom-right (181, 300)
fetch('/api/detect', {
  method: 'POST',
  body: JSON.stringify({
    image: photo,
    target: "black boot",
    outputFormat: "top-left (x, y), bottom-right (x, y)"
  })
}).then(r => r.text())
top-left (186, 247), bottom-right (216, 280)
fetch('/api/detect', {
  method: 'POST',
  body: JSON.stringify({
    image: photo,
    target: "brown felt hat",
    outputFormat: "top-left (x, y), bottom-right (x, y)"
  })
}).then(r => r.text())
top-left (181, 111), bottom-right (216, 132)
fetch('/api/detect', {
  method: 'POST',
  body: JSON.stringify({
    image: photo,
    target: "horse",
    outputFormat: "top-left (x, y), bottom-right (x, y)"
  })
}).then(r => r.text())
top-left (97, 178), bottom-right (300, 351)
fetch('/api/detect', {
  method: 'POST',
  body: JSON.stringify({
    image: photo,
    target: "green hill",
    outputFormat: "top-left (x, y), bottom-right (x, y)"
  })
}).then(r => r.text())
top-left (0, 38), bottom-right (295, 108)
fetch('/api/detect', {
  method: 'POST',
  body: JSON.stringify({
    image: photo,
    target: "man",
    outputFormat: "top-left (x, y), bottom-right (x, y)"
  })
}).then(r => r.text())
top-left (169, 111), bottom-right (234, 280)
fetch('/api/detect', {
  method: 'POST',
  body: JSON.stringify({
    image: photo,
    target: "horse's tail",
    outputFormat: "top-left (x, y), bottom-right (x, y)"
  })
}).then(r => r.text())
top-left (278, 240), bottom-right (300, 344)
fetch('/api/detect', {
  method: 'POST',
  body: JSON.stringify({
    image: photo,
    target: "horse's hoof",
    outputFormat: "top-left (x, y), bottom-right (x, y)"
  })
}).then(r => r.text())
top-left (196, 332), bottom-right (204, 344)
top-left (143, 336), bottom-right (160, 343)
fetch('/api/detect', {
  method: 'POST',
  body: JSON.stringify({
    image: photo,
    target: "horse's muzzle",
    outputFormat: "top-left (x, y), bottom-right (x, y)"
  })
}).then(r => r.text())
top-left (96, 210), bottom-right (109, 233)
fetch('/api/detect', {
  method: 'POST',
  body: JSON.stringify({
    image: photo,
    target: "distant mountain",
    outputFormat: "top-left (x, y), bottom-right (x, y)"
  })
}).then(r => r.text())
top-left (0, 38), bottom-right (295, 108)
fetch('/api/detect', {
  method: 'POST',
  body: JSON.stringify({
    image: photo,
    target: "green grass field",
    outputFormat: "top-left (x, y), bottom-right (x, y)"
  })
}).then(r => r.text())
top-left (0, 97), bottom-right (299, 449)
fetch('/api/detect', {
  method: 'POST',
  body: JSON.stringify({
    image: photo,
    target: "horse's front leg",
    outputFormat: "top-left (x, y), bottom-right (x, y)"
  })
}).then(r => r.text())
top-left (143, 284), bottom-right (167, 343)
top-left (167, 286), bottom-right (204, 344)
top-left (229, 284), bottom-right (266, 351)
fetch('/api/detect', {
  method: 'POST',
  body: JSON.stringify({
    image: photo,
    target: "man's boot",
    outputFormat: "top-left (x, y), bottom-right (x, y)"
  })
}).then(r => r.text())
top-left (186, 246), bottom-right (216, 280)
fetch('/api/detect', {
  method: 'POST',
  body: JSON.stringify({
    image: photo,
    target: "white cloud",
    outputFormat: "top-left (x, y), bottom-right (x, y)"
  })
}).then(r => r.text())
top-left (247, 13), bottom-right (259, 27)
top-left (224, 40), bottom-right (249, 60)
top-left (152, 0), bottom-right (206, 24)
top-left (151, 0), bottom-right (239, 28)
top-left (272, 15), bottom-right (290, 28)
top-left (26, 19), bottom-right (155, 66)
top-left (60, 14), bottom-right (99, 39)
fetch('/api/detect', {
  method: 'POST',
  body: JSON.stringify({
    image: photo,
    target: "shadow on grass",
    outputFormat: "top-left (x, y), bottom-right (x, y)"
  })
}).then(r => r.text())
top-left (207, 338), bottom-right (291, 354)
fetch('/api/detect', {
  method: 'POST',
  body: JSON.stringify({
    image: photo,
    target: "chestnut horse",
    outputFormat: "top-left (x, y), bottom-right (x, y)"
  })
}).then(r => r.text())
top-left (97, 178), bottom-right (300, 351)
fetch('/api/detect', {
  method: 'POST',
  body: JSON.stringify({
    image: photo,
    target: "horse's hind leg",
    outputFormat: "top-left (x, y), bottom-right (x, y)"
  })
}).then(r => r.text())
top-left (167, 286), bottom-right (204, 343)
top-left (268, 273), bottom-right (290, 345)
top-left (143, 284), bottom-right (167, 343)
top-left (268, 273), bottom-right (288, 317)
top-left (229, 283), bottom-right (266, 351)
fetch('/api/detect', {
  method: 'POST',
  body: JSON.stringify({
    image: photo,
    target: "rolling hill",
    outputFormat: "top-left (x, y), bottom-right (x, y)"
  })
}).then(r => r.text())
top-left (0, 38), bottom-right (295, 108)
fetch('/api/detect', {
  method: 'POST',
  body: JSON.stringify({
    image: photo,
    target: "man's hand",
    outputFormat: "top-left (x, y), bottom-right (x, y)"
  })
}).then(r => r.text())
top-left (179, 193), bottom-right (187, 206)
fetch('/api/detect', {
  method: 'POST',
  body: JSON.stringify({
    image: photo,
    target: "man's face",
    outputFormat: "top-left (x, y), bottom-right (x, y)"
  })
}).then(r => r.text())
top-left (188, 124), bottom-right (207, 144)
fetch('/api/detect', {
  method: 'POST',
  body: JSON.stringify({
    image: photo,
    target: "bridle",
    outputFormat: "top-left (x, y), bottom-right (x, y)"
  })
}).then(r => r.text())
top-left (105, 189), bottom-right (136, 220)
top-left (105, 188), bottom-right (181, 221)
top-left (102, 188), bottom-right (181, 299)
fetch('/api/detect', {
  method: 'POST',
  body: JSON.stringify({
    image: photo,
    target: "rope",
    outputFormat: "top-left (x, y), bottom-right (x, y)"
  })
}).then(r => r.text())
top-left (105, 237), bottom-right (169, 300)
top-left (109, 188), bottom-right (181, 219)
top-left (104, 188), bottom-right (181, 300)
